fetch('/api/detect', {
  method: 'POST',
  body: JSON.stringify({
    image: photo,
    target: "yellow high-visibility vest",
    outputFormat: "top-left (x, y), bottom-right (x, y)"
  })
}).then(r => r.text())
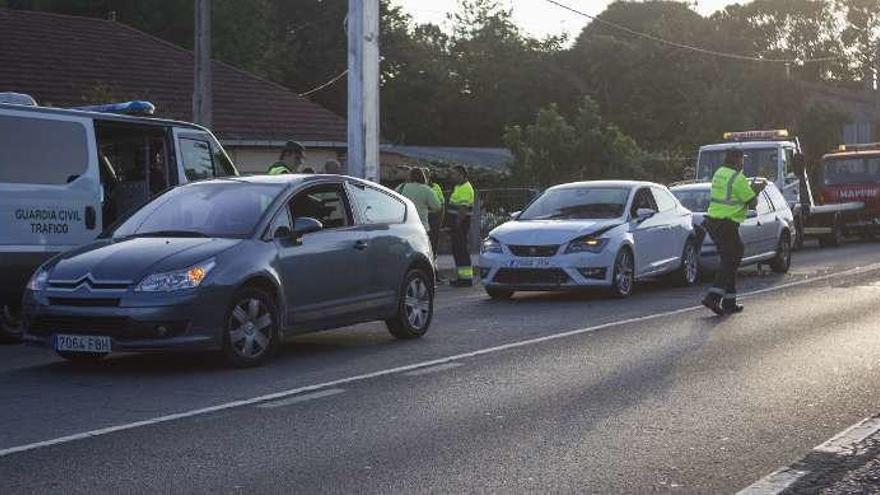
top-left (707, 166), bottom-right (756, 224)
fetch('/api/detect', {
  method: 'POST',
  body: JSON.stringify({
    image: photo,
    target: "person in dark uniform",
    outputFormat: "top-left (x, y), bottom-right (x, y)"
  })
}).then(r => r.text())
top-left (702, 149), bottom-right (767, 315)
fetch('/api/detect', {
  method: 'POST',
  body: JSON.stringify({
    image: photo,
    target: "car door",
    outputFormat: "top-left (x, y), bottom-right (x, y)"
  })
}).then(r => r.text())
top-left (753, 190), bottom-right (780, 257)
top-left (629, 187), bottom-right (666, 277)
top-left (738, 191), bottom-right (769, 260)
top-left (651, 186), bottom-right (688, 271)
top-left (275, 182), bottom-right (371, 324)
top-left (345, 181), bottom-right (409, 310)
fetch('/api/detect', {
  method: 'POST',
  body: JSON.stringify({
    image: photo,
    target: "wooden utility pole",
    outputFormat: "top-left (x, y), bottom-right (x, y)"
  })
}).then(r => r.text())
top-left (347, 0), bottom-right (380, 181)
top-left (193, 0), bottom-right (212, 126)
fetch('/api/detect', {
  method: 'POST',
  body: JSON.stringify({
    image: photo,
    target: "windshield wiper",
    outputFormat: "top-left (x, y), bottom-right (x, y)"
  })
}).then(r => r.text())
top-left (132, 230), bottom-right (210, 238)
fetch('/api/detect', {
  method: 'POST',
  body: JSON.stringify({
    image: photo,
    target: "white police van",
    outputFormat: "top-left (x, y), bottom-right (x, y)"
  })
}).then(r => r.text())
top-left (0, 93), bottom-right (238, 339)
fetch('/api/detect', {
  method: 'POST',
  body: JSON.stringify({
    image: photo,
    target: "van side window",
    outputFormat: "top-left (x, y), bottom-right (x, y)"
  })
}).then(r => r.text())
top-left (179, 138), bottom-right (215, 181)
top-left (0, 114), bottom-right (89, 184)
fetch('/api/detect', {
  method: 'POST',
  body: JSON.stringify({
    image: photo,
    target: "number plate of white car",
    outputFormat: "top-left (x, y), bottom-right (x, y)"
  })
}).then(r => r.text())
top-left (54, 334), bottom-right (112, 353)
top-left (508, 258), bottom-right (553, 268)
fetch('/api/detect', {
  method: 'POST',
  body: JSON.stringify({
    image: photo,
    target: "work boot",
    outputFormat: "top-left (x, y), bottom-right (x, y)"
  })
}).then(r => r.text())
top-left (701, 293), bottom-right (724, 316)
top-left (722, 298), bottom-right (744, 314)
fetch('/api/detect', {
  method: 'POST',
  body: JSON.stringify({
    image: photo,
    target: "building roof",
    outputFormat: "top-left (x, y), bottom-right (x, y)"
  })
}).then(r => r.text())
top-left (381, 145), bottom-right (513, 171)
top-left (0, 8), bottom-right (346, 143)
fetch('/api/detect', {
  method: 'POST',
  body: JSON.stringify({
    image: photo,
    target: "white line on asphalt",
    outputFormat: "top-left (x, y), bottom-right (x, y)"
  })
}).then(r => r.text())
top-left (402, 362), bottom-right (462, 376)
top-left (255, 388), bottom-right (345, 409)
top-left (737, 414), bottom-right (880, 494)
top-left (2, 261), bottom-right (880, 459)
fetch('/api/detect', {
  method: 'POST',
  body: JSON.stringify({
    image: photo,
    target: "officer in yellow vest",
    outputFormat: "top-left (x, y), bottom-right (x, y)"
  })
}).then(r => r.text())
top-left (267, 141), bottom-right (305, 175)
top-left (448, 165), bottom-right (476, 287)
top-left (702, 149), bottom-right (767, 315)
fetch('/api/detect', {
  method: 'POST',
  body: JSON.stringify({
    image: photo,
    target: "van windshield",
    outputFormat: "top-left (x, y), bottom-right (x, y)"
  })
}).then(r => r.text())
top-left (822, 157), bottom-right (880, 185)
top-left (697, 148), bottom-right (779, 182)
top-left (112, 182), bottom-right (285, 239)
top-left (518, 187), bottom-right (629, 220)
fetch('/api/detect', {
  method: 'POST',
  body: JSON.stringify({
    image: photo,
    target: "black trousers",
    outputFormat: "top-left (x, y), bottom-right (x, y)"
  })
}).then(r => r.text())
top-left (450, 213), bottom-right (472, 279)
top-left (428, 212), bottom-right (443, 257)
top-left (703, 217), bottom-right (744, 299)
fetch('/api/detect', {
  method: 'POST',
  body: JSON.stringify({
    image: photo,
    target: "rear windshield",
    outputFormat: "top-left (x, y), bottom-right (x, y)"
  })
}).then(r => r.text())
top-left (0, 114), bottom-right (90, 184)
top-left (822, 157), bottom-right (880, 185)
top-left (672, 188), bottom-right (710, 212)
top-left (112, 182), bottom-right (285, 239)
top-left (518, 187), bottom-right (629, 220)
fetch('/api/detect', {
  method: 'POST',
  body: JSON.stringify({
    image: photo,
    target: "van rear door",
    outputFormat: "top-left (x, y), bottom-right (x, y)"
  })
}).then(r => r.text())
top-left (0, 108), bottom-right (102, 254)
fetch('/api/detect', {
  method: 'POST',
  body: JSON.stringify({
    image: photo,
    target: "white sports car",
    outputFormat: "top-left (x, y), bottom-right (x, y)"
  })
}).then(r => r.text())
top-left (478, 180), bottom-right (699, 299)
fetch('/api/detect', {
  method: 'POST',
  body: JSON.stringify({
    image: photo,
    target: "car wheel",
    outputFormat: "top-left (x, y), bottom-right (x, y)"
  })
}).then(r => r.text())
top-left (672, 239), bottom-right (699, 287)
top-left (386, 268), bottom-right (433, 339)
top-left (0, 305), bottom-right (22, 344)
top-left (770, 232), bottom-right (792, 274)
top-left (222, 288), bottom-right (278, 368)
top-left (610, 248), bottom-right (635, 298)
top-left (485, 288), bottom-right (514, 300)
top-left (57, 351), bottom-right (107, 364)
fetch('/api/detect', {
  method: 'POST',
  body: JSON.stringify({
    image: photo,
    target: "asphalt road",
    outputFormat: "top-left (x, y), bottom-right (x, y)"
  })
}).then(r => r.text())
top-left (2, 241), bottom-right (880, 493)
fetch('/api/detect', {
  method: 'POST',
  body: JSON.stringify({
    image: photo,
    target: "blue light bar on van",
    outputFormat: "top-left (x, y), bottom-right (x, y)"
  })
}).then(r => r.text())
top-left (72, 100), bottom-right (156, 116)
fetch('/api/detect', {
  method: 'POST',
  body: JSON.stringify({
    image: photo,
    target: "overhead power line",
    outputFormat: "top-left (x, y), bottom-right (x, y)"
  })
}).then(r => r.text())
top-left (298, 69), bottom-right (349, 97)
top-left (544, 0), bottom-right (843, 64)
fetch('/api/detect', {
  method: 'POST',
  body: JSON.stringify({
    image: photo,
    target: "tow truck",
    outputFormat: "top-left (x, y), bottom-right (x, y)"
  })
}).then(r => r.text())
top-left (808, 143), bottom-right (880, 244)
top-left (693, 129), bottom-right (863, 249)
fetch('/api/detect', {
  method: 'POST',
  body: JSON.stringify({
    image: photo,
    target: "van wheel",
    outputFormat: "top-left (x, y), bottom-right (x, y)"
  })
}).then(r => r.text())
top-left (610, 248), bottom-right (635, 298)
top-left (222, 289), bottom-right (279, 368)
top-left (671, 239), bottom-right (699, 287)
top-left (58, 351), bottom-right (107, 364)
top-left (386, 268), bottom-right (433, 339)
top-left (770, 232), bottom-right (792, 274)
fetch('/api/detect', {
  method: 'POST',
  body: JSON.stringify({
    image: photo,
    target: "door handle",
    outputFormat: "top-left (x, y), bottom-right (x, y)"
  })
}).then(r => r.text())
top-left (354, 240), bottom-right (369, 250)
top-left (85, 206), bottom-right (96, 230)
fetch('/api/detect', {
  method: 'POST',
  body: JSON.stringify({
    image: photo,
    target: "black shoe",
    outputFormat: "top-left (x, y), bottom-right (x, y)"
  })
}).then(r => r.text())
top-left (723, 302), bottom-right (744, 314)
top-left (702, 295), bottom-right (724, 316)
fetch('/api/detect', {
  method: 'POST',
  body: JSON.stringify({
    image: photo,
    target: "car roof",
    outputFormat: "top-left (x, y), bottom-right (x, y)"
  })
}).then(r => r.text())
top-left (0, 102), bottom-right (206, 131)
top-left (549, 180), bottom-right (658, 190)
top-left (186, 173), bottom-right (364, 187)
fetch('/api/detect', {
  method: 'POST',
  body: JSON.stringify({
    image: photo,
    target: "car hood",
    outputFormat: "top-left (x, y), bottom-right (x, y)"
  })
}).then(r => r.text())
top-left (489, 219), bottom-right (623, 245)
top-left (47, 237), bottom-right (242, 284)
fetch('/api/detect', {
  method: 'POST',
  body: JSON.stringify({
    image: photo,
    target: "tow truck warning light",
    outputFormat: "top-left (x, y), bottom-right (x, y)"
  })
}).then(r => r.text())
top-left (837, 143), bottom-right (880, 152)
top-left (723, 129), bottom-right (790, 141)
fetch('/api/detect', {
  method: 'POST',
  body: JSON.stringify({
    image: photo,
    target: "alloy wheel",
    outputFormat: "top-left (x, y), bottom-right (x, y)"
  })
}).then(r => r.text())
top-left (615, 250), bottom-right (634, 296)
top-left (404, 276), bottom-right (431, 330)
top-left (228, 298), bottom-right (273, 360)
top-left (685, 243), bottom-right (698, 284)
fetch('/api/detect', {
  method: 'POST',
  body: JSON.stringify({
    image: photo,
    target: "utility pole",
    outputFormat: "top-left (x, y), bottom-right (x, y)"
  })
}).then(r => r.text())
top-left (347, 0), bottom-right (380, 181)
top-left (193, 0), bottom-right (212, 127)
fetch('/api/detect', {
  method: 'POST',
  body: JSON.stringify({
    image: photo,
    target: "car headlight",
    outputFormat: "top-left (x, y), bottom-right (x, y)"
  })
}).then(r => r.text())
top-left (481, 237), bottom-right (503, 254)
top-left (26, 268), bottom-right (50, 291)
top-left (135, 259), bottom-right (216, 292)
top-left (564, 236), bottom-right (608, 254)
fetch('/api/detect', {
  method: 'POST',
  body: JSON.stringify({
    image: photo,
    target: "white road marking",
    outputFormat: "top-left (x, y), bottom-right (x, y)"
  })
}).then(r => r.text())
top-left (255, 388), bottom-right (345, 409)
top-left (402, 362), bottom-right (462, 376)
top-left (2, 261), bottom-right (880, 459)
top-left (737, 414), bottom-right (880, 494)
top-left (736, 468), bottom-right (809, 495)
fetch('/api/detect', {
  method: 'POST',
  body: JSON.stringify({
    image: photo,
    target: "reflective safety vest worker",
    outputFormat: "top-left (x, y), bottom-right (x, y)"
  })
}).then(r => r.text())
top-left (267, 162), bottom-right (292, 175)
top-left (448, 181), bottom-right (475, 214)
top-left (707, 165), bottom-right (756, 224)
top-left (431, 182), bottom-right (445, 205)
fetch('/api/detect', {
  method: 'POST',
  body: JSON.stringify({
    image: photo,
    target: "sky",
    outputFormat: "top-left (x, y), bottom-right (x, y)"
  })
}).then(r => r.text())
top-left (393, 0), bottom-right (742, 40)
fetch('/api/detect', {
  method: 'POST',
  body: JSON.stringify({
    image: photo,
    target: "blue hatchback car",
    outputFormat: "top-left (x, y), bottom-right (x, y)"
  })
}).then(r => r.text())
top-left (22, 175), bottom-right (435, 367)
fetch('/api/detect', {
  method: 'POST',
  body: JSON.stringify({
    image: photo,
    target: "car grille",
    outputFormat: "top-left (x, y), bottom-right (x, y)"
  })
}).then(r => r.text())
top-left (48, 297), bottom-right (120, 307)
top-left (492, 268), bottom-right (571, 285)
top-left (507, 245), bottom-right (560, 257)
top-left (26, 316), bottom-right (188, 341)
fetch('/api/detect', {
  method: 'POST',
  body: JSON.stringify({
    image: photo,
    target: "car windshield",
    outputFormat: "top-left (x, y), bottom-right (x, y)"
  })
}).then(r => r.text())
top-left (697, 148), bottom-right (779, 182)
top-left (112, 181), bottom-right (284, 239)
top-left (822, 156), bottom-right (880, 186)
top-left (518, 187), bottom-right (629, 220)
top-left (672, 188), bottom-right (711, 212)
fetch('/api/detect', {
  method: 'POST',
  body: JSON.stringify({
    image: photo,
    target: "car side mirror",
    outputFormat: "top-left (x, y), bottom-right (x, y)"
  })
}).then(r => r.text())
top-left (293, 217), bottom-right (323, 236)
top-left (746, 209), bottom-right (758, 219)
top-left (635, 208), bottom-right (657, 220)
top-left (510, 210), bottom-right (521, 220)
top-left (273, 225), bottom-right (293, 240)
